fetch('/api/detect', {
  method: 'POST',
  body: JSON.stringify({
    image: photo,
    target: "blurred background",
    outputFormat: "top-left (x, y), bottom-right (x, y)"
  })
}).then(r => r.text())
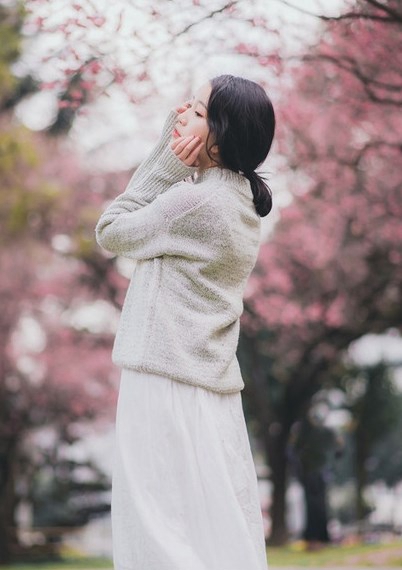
top-left (1, 0), bottom-right (402, 567)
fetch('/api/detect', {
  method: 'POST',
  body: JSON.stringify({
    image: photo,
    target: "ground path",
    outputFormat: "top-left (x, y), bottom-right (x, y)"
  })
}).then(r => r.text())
top-left (92, 564), bottom-right (400, 569)
top-left (269, 566), bottom-right (396, 570)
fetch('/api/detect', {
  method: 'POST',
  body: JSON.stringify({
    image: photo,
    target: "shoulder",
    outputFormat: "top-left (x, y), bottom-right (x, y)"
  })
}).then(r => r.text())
top-left (195, 170), bottom-right (260, 226)
top-left (154, 180), bottom-right (215, 221)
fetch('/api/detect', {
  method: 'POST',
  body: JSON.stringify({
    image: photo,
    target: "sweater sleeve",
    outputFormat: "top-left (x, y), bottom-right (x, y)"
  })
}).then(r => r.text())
top-left (94, 182), bottom-right (215, 261)
top-left (95, 110), bottom-right (197, 249)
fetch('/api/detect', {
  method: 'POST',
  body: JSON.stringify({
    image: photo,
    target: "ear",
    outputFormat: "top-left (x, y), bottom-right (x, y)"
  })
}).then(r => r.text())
top-left (210, 143), bottom-right (219, 156)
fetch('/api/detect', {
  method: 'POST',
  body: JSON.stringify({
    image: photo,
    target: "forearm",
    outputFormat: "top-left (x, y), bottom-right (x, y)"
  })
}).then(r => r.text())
top-left (95, 110), bottom-right (196, 248)
top-left (129, 110), bottom-right (182, 185)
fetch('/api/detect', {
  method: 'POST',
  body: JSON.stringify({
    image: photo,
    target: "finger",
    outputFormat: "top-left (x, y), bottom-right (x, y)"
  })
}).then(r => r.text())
top-left (171, 136), bottom-right (203, 166)
top-left (170, 136), bottom-right (190, 151)
top-left (175, 100), bottom-right (192, 114)
top-left (179, 136), bottom-right (202, 153)
top-left (183, 141), bottom-right (204, 165)
top-left (176, 138), bottom-right (202, 160)
top-left (171, 136), bottom-right (196, 154)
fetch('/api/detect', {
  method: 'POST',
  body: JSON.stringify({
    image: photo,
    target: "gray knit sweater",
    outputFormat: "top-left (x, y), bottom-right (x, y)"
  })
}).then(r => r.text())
top-left (95, 110), bottom-right (261, 393)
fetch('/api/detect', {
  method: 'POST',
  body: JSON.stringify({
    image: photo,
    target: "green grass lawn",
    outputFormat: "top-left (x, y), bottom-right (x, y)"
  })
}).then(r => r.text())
top-left (0, 558), bottom-right (112, 570)
top-left (267, 539), bottom-right (402, 567)
top-left (2, 541), bottom-right (402, 569)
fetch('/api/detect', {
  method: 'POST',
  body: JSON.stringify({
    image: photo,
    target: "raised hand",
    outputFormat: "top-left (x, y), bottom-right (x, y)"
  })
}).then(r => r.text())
top-left (175, 100), bottom-right (192, 114)
top-left (171, 135), bottom-right (204, 167)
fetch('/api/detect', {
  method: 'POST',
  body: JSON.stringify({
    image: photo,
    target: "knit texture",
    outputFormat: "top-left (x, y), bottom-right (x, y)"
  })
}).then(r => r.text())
top-left (95, 109), bottom-right (261, 393)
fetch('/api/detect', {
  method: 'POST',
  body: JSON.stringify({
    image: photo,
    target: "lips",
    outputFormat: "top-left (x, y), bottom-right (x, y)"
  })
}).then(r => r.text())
top-left (173, 128), bottom-right (181, 138)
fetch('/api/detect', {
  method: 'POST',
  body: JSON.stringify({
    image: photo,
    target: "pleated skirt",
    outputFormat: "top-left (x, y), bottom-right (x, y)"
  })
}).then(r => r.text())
top-left (112, 367), bottom-right (269, 570)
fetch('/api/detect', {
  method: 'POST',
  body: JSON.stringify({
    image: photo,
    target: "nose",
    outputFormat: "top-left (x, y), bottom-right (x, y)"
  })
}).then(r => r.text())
top-left (179, 105), bottom-right (191, 124)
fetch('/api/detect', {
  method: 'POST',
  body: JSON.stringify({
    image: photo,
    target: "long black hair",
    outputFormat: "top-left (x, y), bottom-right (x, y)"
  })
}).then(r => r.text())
top-left (206, 75), bottom-right (276, 217)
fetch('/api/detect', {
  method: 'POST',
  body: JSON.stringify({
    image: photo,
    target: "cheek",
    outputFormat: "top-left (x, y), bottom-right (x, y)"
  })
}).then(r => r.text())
top-left (195, 126), bottom-right (206, 141)
top-left (202, 128), bottom-right (211, 144)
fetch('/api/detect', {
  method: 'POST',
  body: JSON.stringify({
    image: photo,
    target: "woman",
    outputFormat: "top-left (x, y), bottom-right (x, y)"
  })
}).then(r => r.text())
top-left (96, 74), bottom-right (275, 570)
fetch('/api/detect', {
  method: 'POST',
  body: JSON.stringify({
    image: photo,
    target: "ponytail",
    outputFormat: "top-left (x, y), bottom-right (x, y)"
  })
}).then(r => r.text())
top-left (207, 75), bottom-right (276, 217)
top-left (244, 170), bottom-right (272, 217)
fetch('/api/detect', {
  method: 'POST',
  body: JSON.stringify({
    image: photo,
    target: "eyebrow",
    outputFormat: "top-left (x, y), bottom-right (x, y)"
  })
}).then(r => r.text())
top-left (191, 95), bottom-right (207, 111)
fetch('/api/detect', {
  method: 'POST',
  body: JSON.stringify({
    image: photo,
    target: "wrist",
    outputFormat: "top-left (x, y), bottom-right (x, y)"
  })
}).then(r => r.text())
top-left (157, 144), bottom-right (197, 182)
top-left (160, 109), bottom-right (179, 146)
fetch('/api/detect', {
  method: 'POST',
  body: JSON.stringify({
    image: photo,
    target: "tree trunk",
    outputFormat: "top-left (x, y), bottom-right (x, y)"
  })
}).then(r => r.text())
top-left (300, 469), bottom-right (330, 544)
top-left (238, 333), bottom-right (293, 546)
top-left (355, 431), bottom-right (369, 525)
top-left (263, 426), bottom-right (289, 545)
top-left (0, 438), bottom-right (19, 565)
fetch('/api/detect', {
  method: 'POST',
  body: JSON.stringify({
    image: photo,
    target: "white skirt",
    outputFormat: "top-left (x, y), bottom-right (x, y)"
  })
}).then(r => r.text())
top-left (112, 368), bottom-right (269, 570)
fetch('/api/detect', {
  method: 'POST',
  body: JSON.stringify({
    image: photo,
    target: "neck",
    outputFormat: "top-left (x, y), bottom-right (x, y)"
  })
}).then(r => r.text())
top-left (194, 166), bottom-right (252, 196)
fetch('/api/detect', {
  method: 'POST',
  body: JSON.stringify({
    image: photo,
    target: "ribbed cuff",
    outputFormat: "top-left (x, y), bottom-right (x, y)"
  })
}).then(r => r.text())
top-left (152, 109), bottom-right (197, 181)
top-left (157, 144), bottom-right (197, 182)
top-left (160, 110), bottom-right (180, 145)
top-left (129, 111), bottom-right (176, 180)
top-left (157, 110), bottom-right (198, 182)
top-left (125, 110), bottom-right (197, 202)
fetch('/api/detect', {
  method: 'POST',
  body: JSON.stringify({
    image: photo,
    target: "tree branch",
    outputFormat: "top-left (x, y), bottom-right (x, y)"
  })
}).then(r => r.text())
top-left (302, 53), bottom-right (401, 92)
top-left (299, 53), bottom-right (402, 106)
top-left (364, 0), bottom-right (402, 23)
top-left (176, 1), bottom-right (238, 36)
top-left (276, 0), bottom-right (401, 23)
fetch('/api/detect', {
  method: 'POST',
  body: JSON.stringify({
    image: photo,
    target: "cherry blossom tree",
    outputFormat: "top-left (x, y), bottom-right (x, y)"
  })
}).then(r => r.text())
top-left (7, 0), bottom-right (401, 550)
top-left (23, 0), bottom-right (284, 111)
top-left (241, 0), bottom-right (402, 545)
top-left (0, 5), bottom-right (129, 558)
top-left (0, 120), bottom-right (126, 561)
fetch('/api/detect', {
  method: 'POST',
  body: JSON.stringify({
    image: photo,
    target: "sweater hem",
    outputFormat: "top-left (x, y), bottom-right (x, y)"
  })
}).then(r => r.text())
top-left (112, 360), bottom-right (244, 394)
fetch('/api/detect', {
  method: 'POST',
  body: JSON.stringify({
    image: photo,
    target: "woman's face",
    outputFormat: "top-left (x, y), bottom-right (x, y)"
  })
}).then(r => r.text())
top-left (173, 82), bottom-right (218, 169)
